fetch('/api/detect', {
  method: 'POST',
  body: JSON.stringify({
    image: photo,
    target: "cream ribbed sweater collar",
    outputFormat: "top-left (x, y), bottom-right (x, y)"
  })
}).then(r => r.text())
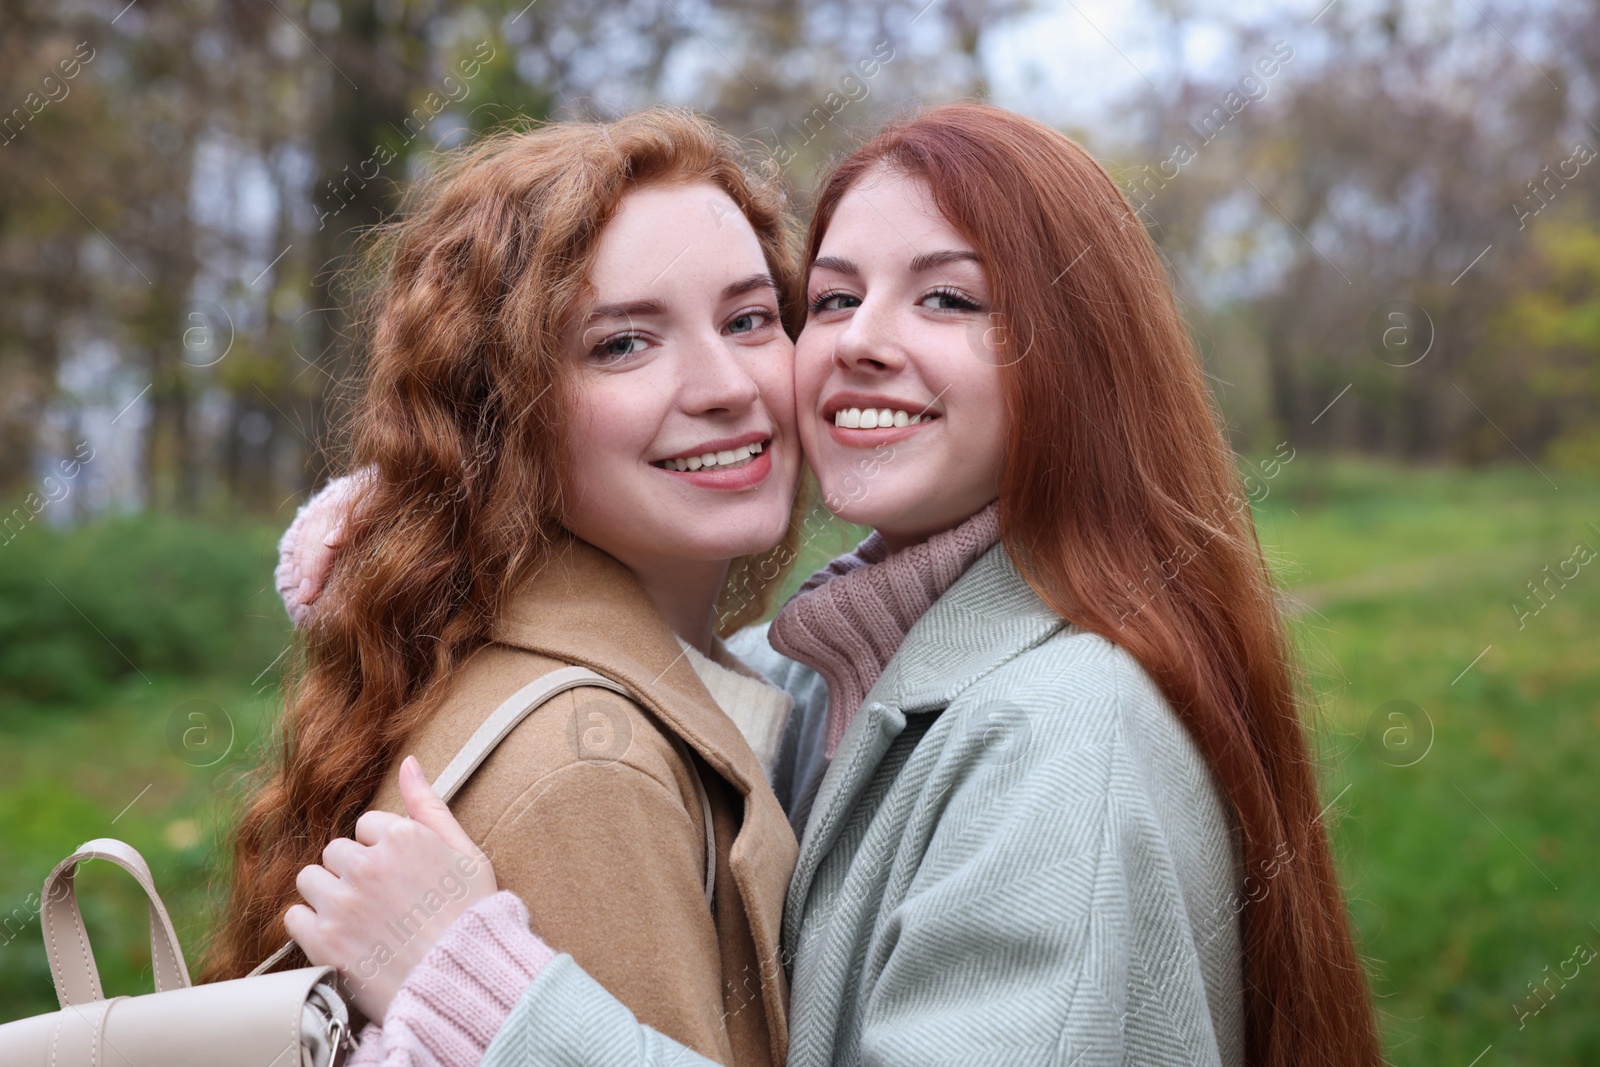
top-left (676, 636), bottom-right (793, 777)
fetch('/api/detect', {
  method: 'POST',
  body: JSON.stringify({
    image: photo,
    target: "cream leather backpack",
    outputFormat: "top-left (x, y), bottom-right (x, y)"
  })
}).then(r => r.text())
top-left (0, 665), bottom-right (706, 1067)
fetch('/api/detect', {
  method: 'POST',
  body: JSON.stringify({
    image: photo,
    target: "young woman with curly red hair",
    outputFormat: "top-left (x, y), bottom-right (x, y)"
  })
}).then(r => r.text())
top-left (201, 108), bottom-right (812, 1067)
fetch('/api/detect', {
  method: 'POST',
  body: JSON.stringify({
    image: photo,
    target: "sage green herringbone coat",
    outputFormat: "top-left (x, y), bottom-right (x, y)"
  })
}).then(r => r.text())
top-left (482, 543), bottom-right (1245, 1067)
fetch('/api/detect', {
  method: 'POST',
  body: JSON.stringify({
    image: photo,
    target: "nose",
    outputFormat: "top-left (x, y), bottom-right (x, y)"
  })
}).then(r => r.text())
top-left (831, 294), bottom-right (906, 375)
top-left (676, 330), bottom-right (762, 416)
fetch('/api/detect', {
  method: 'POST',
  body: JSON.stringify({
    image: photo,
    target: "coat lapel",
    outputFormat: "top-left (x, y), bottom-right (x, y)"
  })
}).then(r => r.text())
top-left (491, 536), bottom-right (797, 1045)
top-left (782, 542), bottom-right (1066, 939)
top-left (781, 695), bottom-right (905, 947)
top-left (491, 538), bottom-right (772, 791)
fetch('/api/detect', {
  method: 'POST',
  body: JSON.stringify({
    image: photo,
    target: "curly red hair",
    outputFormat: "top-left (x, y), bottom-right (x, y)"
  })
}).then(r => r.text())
top-left (201, 108), bottom-right (802, 982)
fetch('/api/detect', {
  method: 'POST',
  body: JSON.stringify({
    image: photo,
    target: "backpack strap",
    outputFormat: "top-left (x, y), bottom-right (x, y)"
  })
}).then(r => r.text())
top-left (441, 666), bottom-right (715, 908)
top-left (250, 664), bottom-right (717, 976)
top-left (430, 666), bottom-right (627, 801)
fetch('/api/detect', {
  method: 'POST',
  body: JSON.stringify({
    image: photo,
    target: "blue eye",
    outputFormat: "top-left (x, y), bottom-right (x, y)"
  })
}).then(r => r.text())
top-left (920, 288), bottom-right (980, 311)
top-left (727, 310), bottom-right (772, 335)
top-left (591, 333), bottom-right (648, 363)
top-left (809, 291), bottom-right (860, 314)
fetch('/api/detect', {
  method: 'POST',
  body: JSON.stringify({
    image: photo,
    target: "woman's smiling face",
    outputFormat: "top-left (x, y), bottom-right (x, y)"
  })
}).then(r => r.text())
top-left (560, 181), bottom-right (800, 571)
top-left (796, 166), bottom-right (1007, 550)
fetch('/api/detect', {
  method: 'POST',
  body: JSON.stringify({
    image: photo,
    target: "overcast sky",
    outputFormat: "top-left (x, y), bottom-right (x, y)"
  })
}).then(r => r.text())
top-left (982, 0), bottom-right (1436, 136)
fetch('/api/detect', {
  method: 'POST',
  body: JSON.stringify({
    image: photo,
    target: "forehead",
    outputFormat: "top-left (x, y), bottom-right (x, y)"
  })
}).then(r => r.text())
top-left (589, 181), bottom-right (769, 294)
top-left (817, 167), bottom-right (971, 256)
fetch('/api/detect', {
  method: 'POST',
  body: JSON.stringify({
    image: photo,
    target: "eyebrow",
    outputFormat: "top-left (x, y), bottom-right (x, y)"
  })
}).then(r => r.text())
top-left (723, 272), bottom-right (778, 300)
top-left (810, 249), bottom-right (983, 278)
top-left (584, 272), bottom-right (778, 325)
top-left (586, 298), bottom-right (667, 324)
top-left (811, 255), bottom-right (860, 278)
top-left (909, 249), bottom-right (982, 273)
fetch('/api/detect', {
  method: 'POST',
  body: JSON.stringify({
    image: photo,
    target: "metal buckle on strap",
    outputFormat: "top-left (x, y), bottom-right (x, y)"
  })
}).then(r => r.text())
top-left (327, 1016), bottom-right (349, 1066)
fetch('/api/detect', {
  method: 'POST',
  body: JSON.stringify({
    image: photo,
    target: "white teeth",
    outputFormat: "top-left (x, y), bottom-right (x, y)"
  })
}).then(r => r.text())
top-left (831, 407), bottom-right (934, 429)
top-left (659, 442), bottom-right (765, 472)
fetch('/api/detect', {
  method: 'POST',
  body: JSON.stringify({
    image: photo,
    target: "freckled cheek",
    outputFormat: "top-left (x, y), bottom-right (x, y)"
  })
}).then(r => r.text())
top-left (793, 327), bottom-right (830, 382)
top-left (751, 358), bottom-right (799, 441)
top-left (955, 392), bottom-right (1009, 494)
top-left (571, 383), bottom-right (661, 477)
top-left (792, 342), bottom-right (832, 438)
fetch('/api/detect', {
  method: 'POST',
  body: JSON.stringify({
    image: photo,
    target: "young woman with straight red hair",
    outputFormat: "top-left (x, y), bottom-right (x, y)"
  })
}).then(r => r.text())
top-left (278, 102), bottom-right (1381, 1066)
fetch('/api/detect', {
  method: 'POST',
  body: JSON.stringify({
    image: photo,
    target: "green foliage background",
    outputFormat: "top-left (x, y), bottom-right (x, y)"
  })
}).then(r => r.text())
top-left (1, 459), bottom-right (1597, 1063)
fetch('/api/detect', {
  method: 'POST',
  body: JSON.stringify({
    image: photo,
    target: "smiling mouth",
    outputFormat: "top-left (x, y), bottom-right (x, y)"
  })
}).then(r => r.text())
top-left (831, 406), bottom-right (939, 429)
top-left (651, 439), bottom-right (767, 472)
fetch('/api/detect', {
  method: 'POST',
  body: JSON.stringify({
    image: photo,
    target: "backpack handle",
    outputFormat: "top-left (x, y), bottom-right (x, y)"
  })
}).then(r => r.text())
top-left (40, 837), bottom-right (192, 1007)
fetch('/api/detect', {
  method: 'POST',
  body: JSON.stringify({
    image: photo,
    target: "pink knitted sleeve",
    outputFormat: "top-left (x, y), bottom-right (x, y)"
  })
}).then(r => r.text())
top-left (343, 891), bottom-right (559, 1067)
top-left (347, 1023), bottom-right (387, 1066)
top-left (275, 470), bottom-right (369, 627)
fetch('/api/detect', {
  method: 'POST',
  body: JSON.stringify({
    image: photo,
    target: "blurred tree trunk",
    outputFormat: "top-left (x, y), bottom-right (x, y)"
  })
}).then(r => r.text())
top-left (1122, 1), bottom-right (1594, 463)
top-left (139, 169), bottom-right (203, 512)
top-left (0, 8), bottom-right (89, 496)
top-left (302, 4), bottom-right (400, 489)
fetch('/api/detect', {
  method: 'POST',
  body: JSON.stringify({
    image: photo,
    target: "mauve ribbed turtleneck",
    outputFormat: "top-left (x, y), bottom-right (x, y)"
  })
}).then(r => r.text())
top-left (768, 501), bottom-right (1003, 759)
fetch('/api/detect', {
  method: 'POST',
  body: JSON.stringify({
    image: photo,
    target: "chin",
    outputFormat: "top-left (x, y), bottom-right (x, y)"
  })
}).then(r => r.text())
top-left (674, 510), bottom-right (792, 561)
top-left (816, 467), bottom-right (920, 527)
top-left (723, 515), bottom-right (793, 558)
top-left (825, 476), bottom-right (983, 547)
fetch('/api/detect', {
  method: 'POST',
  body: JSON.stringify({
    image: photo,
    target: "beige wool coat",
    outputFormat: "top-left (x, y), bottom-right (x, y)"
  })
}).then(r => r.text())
top-left (365, 537), bottom-right (798, 1067)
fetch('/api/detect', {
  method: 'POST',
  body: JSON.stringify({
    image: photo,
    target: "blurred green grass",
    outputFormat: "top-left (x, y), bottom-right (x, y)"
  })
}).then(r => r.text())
top-left (0, 675), bottom-right (283, 1013)
top-left (0, 514), bottom-right (291, 1014)
top-left (1, 460), bottom-right (1596, 1065)
top-left (1257, 458), bottom-right (1600, 1065)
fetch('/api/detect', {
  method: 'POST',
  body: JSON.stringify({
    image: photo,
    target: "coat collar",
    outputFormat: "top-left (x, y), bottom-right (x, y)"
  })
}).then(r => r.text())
top-left (869, 540), bottom-right (1067, 714)
top-left (783, 541), bottom-right (1066, 946)
top-left (491, 535), bottom-right (775, 801)
top-left (492, 536), bottom-right (797, 1053)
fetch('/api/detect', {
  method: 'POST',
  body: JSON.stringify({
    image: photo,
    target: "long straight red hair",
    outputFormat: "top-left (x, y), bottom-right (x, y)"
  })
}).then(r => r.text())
top-left (804, 103), bottom-right (1380, 1066)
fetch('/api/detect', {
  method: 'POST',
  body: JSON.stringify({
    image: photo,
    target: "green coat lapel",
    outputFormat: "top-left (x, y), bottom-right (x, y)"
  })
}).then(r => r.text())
top-left (781, 542), bottom-right (1065, 942)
